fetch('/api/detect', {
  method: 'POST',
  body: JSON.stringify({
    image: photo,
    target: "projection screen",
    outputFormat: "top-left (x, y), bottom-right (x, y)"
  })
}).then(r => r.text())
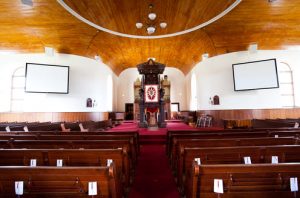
top-left (232, 59), bottom-right (279, 91)
top-left (25, 63), bottom-right (69, 94)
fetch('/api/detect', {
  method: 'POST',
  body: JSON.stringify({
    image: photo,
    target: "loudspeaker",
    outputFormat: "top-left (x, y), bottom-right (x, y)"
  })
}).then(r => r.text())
top-left (94, 55), bottom-right (102, 62)
top-left (248, 43), bottom-right (258, 53)
top-left (202, 53), bottom-right (209, 60)
top-left (45, 47), bottom-right (54, 56)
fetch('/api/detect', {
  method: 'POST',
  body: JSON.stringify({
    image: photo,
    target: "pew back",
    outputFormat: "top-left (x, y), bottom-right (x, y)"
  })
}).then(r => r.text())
top-left (0, 165), bottom-right (120, 198)
top-left (186, 163), bottom-right (300, 198)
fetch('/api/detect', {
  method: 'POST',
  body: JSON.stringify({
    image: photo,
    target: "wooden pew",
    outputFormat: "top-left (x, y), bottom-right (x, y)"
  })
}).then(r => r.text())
top-left (186, 163), bottom-right (300, 198)
top-left (179, 145), bottom-right (300, 193)
top-left (0, 134), bottom-right (139, 158)
top-left (167, 131), bottom-right (268, 156)
top-left (0, 139), bottom-right (137, 171)
top-left (0, 148), bottom-right (130, 191)
top-left (252, 118), bottom-right (300, 128)
top-left (171, 137), bottom-right (299, 170)
top-left (0, 131), bottom-right (140, 155)
top-left (0, 164), bottom-right (121, 198)
top-left (0, 120), bottom-right (115, 132)
top-left (167, 129), bottom-right (300, 157)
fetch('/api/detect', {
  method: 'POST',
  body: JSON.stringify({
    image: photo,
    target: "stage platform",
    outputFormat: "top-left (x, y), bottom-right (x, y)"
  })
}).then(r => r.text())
top-left (109, 120), bottom-right (222, 144)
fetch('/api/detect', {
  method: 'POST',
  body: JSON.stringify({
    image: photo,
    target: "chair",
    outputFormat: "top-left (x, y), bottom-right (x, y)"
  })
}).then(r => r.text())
top-left (60, 123), bottom-right (71, 132)
top-left (79, 123), bottom-right (89, 132)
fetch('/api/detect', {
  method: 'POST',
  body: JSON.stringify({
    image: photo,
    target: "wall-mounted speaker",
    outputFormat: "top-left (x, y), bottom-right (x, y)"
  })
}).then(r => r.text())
top-left (248, 43), bottom-right (258, 53)
top-left (45, 47), bottom-right (54, 56)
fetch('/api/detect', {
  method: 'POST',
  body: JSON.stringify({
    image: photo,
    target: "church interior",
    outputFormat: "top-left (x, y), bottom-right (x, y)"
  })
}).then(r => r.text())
top-left (0, 0), bottom-right (300, 197)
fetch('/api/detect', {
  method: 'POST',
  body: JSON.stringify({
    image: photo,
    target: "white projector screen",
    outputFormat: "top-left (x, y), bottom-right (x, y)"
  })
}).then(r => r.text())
top-left (25, 63), bottom-right (69, 94)
top-left (232, 59), bottom-right (279, 91)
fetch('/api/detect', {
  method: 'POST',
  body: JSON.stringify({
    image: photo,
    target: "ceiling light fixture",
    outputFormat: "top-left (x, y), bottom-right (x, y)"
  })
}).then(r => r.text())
top-left (21, 0), bottom-right (33, 6)
top-left (160, 22), bottom-right (167, 29)
top-left (136, 22), bottom-right (143, 29)
top-left (147, 27), bottom-right (155, 35)
top-left (148, 13), bottom-right (157, 20)
top-left (136, 4), bottom-right (167, 35)
top-left (147, 57), bottom-right (156, 61)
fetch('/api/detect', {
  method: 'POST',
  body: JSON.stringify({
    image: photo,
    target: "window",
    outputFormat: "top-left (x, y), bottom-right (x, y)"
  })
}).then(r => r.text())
top-left (171, 103), bottom-right (180, 112)
top-left (190, 73), bottom-right (197, 110)
top-left (10, 67), bottom-right (25, 112)
top-left (106, 74), bottom-right (113, 111)
top-left (278, 62), bottom-right (295, 107)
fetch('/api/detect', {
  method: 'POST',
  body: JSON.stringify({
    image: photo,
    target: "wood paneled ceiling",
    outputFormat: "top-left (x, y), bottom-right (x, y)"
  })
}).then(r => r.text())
top-left (0, 0), bottom-right (300, 75)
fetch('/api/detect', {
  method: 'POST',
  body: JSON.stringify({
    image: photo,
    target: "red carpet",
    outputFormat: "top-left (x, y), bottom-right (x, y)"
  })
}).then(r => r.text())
top-left (128, 145), bottom-right (180, 198)
top-left (109, 121), bottom-right (222, 197)
top-left (110, 121), bottom-right (222, 135)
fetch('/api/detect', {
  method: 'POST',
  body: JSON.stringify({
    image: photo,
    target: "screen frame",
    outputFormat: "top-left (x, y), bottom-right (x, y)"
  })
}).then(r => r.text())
top-left (232, 58), bottom-right (279, 91)
top-left (25, 63), bottom-right (70, 94)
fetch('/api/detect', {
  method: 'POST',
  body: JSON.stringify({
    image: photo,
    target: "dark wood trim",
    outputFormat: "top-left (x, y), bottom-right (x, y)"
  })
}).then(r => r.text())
top-left (197, 108), bottom-right (300, 127)
top-left (0, 112), bottom-right (109, 122)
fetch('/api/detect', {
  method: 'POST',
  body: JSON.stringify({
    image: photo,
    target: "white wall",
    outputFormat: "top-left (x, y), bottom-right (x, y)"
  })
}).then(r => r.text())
top-left (0, 53), bottom-right (116, 112)
top-left (117, 67), bottom-right (187, 111)
top-left (186, 50), bottom-right (300, 110)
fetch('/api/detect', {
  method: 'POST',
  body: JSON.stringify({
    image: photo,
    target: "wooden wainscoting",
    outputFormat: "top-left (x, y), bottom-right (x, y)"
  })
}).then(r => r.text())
top-left (198, 108), bottom-right (300, 127)
top-left (0, 112), bottom-right (109, 122)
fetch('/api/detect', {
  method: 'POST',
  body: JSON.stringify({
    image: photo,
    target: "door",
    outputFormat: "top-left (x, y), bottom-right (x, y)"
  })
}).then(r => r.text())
top-left (125, 103), bottom-right (134, 120)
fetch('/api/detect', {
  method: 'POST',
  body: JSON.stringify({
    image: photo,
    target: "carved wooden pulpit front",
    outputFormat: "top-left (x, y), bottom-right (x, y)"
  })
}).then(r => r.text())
top-left (137, 59), bottom-right (166, 128)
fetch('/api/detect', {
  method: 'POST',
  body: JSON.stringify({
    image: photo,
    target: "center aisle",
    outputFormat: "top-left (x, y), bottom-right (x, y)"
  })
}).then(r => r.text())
top-left (109, 121), bottom-right (221, 197)
top-left (128, 144), bottom-right (180, 198)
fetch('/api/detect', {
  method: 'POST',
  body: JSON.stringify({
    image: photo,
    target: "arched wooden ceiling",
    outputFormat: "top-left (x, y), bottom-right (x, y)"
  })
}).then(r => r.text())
top-left (0, 0), bottom-right (299, 75)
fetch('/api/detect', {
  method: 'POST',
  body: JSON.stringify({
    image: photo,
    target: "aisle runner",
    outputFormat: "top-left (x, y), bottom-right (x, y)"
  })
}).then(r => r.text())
top-left (128, 145), bottom-right (180, 198)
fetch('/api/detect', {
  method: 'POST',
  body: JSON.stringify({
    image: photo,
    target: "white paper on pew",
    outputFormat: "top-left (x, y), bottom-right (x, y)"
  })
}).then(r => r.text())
top-left (194, 158), bottom-right (201, 165)
top-left (57, 159), bottom-right (63, 167)
top-left (30, 159), bottom-right (37, 167)
top-left (15, 181), bottom-right (24, 195)
top-left (244, 156), bottom-right (251, 164)
top-left (290, 177), bottom-right (298, 192)
top-left (274, 135), bottom-right (279, 138)
top-left (213, 179), bottom-right (224, 194)
top-left (88, 181), bottom-right (97, 195)
top-left (23, 126), bottom-right (29, 132)
top-left (5, 126), bottom-right (10, 132)
top-left (107, 159), bottom-right (113, 166)
top-left (294, 122), bottom-right (299, 128)
top-left (271, 156), bottom-right (279, 164)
